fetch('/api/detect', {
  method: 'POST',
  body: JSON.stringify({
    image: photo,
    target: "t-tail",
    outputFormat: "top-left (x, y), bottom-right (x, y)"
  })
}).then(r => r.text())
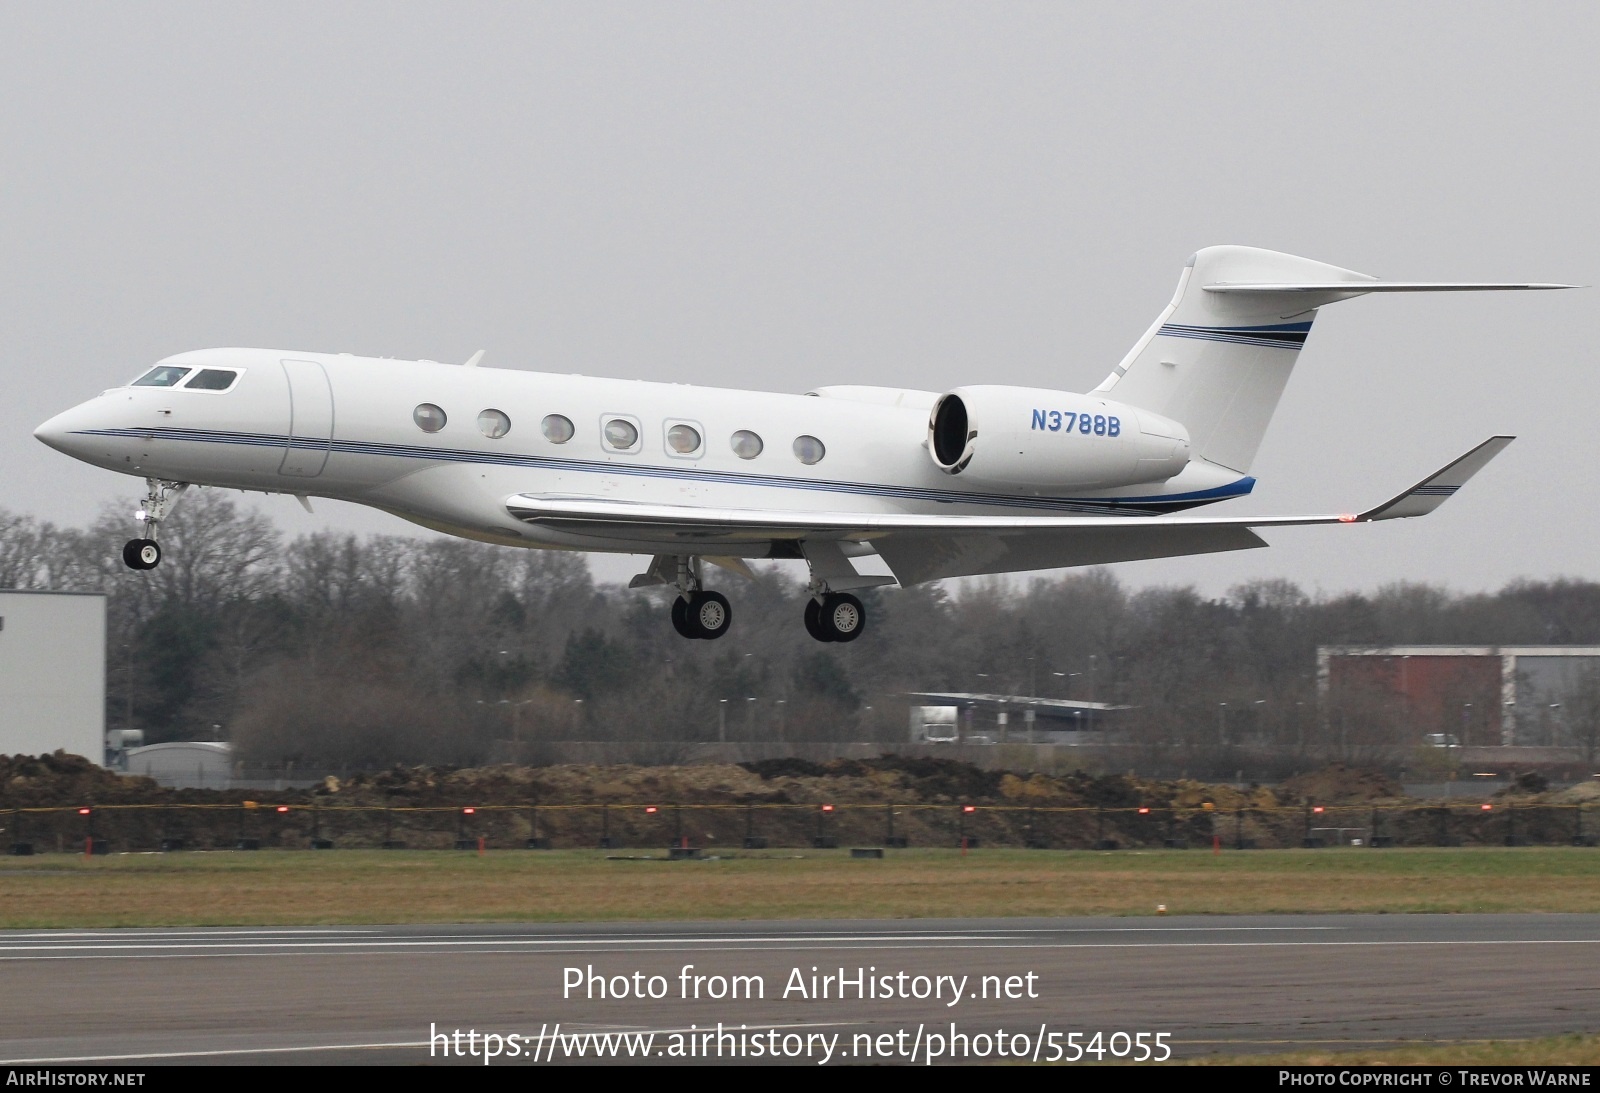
top-left (1093, 245), bottom-right (1571, 477)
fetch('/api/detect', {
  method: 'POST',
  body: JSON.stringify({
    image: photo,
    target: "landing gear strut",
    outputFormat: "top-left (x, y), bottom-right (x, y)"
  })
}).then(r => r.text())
top-left (122, 478), bottom-right (188, 571)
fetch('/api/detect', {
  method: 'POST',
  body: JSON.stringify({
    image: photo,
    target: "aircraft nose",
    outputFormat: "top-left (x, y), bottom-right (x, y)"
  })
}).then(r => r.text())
top-left (33, 409), bottom-right (74, 453)
top-left (34, 399), bottom-right (107, 457)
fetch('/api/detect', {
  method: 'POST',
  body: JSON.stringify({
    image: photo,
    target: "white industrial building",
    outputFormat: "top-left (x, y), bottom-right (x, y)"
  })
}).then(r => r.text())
top-left (124, 741), bottom-right (234, 788)
top-left (0, 590), bottom-right (107, 762)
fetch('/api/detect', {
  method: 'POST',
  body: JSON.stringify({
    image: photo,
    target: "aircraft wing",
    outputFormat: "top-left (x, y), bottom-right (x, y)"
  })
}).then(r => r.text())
top-left (506, 436), bottom-right (1512, 585)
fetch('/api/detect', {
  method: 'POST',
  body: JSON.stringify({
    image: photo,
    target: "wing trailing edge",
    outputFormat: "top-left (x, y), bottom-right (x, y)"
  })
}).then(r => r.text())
top-left (504, 436), bottom-right (1513, 584)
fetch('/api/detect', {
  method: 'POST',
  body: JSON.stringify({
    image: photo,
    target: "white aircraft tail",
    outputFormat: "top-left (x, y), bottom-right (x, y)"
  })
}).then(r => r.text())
top-left (1092, 245), bottom-right (1568, 474)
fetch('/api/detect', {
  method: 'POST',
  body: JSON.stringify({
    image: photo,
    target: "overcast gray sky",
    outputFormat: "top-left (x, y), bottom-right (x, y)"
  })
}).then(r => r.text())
top-left (3, 2), bottom-right (1595, 597)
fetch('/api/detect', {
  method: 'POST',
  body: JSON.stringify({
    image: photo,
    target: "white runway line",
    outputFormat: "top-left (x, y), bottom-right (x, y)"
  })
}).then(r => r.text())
top-left (0, 924), bottom-right (1344, 952)
top-left (0, 1021), bottom-right (847, 1065)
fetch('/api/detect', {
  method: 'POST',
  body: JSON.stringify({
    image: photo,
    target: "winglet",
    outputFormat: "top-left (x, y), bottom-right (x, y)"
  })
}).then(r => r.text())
top-left (463, 349), bottom-right (486, 368)
top-left (1358, 436), bottom-right (1515, 521)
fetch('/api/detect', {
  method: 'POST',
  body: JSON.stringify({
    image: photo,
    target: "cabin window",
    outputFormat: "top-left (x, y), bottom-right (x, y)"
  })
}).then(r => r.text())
top-left (478, 409), bottom-right (511, 439)
top-left (541, 414), bottom-right (574, 443)
top-left (413, 403), bottom-right (447, 433)
top-left (603, 417), bottom-right (640, 451)
top-left (730, 430), bottom-right (763, 460)
top-left (666, 423), bottom-right (702, 455)
top-left (792, 435), bottom-right (826, 465)
top-left (183, 369), bottom-right (239, 391)
top-left (132, 366), bottom-right (191, 387)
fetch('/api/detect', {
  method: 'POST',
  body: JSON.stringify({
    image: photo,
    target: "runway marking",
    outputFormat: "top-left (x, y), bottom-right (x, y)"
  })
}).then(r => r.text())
top-left (0, 925), bottom-right (1341, 943)
top-left (0, 1021), bottom-right (845, 1065)
top-left (1, 937), bottom-right (1598, 962)
top-left (0, 925), bottom-right (1348, 952)
top-left (0, 1041), bottom-right (430, 1064)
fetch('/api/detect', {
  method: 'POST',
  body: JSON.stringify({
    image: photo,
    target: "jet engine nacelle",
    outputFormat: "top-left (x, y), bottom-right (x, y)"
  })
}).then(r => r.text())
top-left (928, 386), bottom-right (1190, 490)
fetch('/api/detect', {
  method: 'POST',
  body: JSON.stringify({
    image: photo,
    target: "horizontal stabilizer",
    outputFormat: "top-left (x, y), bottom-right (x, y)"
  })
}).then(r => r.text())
top-left (1357, 436), bottom-right (1515, 521)
top-left (1205, 281), bottom-right (1575, 295)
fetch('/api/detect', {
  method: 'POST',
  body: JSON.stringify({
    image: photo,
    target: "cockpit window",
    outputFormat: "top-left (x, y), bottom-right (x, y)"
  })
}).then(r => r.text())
top-left (184, 369), bottom-right (239, 391)
top-left (132, 366), bottom-right (191, 387)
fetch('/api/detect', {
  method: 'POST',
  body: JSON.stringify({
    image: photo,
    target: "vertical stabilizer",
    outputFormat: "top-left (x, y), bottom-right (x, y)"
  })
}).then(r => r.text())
top-left (1093, 246), bottom-right (1376, 474)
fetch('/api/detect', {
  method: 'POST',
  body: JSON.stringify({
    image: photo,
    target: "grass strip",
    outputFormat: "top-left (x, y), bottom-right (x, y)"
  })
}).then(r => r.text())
top-left (1, 846), bottom-right (1598, 928)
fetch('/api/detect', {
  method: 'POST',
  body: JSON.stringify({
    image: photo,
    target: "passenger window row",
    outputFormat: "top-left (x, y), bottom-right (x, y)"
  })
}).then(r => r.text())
top-left (412, 403), bottom-right (825, 464)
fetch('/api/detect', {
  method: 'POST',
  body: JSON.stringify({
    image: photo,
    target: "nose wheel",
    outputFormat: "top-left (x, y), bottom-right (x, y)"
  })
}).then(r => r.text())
top-left (122, 539), bottom-right (162, 571)
top-left (120, 478), bottom-right (189, 571)
top-left (671, 590), bottom-right (732, 640)
top-left (804, 592), bottom-right (865, 643)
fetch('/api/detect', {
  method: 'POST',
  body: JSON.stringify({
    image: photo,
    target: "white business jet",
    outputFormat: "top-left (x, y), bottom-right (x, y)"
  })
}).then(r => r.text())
top-left (35, 246), bottom-right (1569, 643)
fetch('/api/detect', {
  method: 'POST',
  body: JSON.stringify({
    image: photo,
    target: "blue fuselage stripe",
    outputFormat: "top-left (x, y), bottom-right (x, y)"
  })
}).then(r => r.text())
top-left (74, 426), bottom-right (1255, 515)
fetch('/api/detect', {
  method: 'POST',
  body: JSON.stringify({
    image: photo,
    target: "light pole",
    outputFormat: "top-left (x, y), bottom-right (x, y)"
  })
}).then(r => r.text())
top-left (718, 698), bottom-right (728, 743)
top-left (746, 696), bottom-right (757, 740)
top-left (775, 699), bottom-right (787, 742)
top-left (1218, 702), bottom-right (1228, 747)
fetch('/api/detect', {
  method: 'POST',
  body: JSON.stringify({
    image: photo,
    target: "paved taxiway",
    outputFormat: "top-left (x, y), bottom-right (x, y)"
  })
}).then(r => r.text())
top-left (0, 915), bottom-right (1596, 1065)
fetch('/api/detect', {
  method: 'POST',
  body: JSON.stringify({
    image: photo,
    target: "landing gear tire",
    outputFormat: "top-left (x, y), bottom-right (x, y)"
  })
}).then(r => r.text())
top-left (804, 597), bottom-right (833, 642)
top-left (805, 592), bottom-right (865, 643)
top-left (671, 591), bottom-right (732, 639)
top-left (122, 538), bottom-right (161, 571)
top-left (671, 595), bottom-right (703, 639)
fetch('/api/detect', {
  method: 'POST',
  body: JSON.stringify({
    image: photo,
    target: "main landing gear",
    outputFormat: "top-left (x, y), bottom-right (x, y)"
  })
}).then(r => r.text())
top-left (633, 552), bottom-right (873, 643)
top-left (671, 590), bottom-right (732, 640)
top-left (639, 556), bottom-right (733, 641)
top-left (121, 478), bottom-right (188, 571)
top-left (804, 592), bottom-right (866, 643)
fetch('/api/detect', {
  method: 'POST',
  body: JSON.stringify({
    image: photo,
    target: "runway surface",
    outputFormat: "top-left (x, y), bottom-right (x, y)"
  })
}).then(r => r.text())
top-left (1, 915), bottom-right (1597, 1065)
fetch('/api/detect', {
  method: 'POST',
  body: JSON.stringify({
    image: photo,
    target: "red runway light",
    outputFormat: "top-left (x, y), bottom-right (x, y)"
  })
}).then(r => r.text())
top-left (1312, 806), bottom-right (1325, 814)
top-left (962, 805), bottom-right (976, 813)
top-left (77, 808), bottom-right (91, 815)
top-left (1137, 807), bottom-right (1151, 815)
top-left (645, 806), bottom-right (658, 814)
top-left (821, 804), bottom-right (834, 813)
top-left (462, 807), bottom-right (476, 815)
top-left (276, 806), bottom-right (289, 813)
top-left (1481, 804), bottom-right (1493, 811)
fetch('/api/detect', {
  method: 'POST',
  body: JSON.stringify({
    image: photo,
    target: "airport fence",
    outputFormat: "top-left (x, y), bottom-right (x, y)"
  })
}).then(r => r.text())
top-left (2, 800), bottom-right (1598, 854)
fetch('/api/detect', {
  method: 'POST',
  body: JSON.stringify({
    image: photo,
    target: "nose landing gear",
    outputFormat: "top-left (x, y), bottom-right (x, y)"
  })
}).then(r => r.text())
top-left (121, 479), bottom-right (189, 571)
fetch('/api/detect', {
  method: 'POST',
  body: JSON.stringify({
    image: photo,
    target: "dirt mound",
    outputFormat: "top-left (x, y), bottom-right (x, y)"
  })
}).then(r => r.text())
top-left (1493, 772), bottom-right (1550, 798)
top-left (1278, 764), bottom-right (1402, 804)
top-left (330, 762), bottom-right (783, 806)
top-left (1, 751), bottom-right (161, 806)
top-left (740, 758), bottom-right (830, 780)
top-left (1550, 781), bottom-right (1600, 804)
